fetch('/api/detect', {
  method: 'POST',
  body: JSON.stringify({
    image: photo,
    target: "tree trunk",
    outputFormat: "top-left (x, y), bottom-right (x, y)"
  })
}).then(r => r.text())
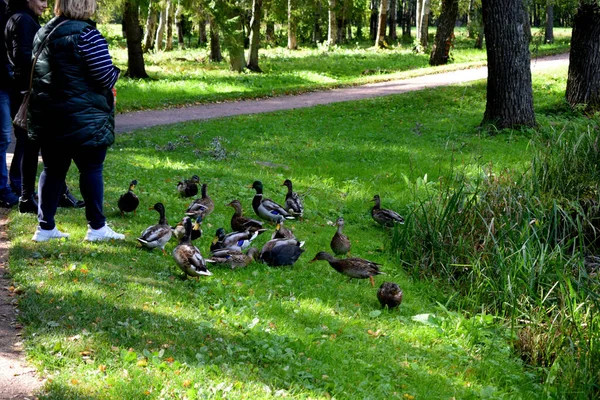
top-left (369, 0), bottom-right (378, 40)
top-left (313, 1), bottom-right (322, 42)
top-left (375, 0), bottom-right (389, 47)
top-left (143, 0), bottom-right (158, 52)
top-left (124, 0), bottom-right (149, 78)
top-left (388, 0), bottom-right (397, 41)
top-left (544, 4), bottom-right (554, 44)
top-left (165, 0), bottom-right (174, 51)
top-left (566, 3), bottom-right (600, 111)
top-left (419, 0), bottom-right (430, 48)
top-left (288, 0), bottom-right (298, 49)
top-left (328, 0), bottom-right (337, 45)
top-left (481, 0), bottom-right (535, 129)
top-left (402, 0), bottom-right (410, 37)
top-left (175, 3), bottom-right (185, 48)
top-left (416, 0), bottom-right (422, 42)
top-left (209, 16), bottom-right (222, 62)
top-left (429, 0), bottom-right (458, 65)
top-left (227, 17), bottom-right (245, 72)
top-left (247, 0), bottom-right (263, 72)
top-left (198, 8), bottom-right (207, 46)
top-left (155, 7), bottom-right (166, 50)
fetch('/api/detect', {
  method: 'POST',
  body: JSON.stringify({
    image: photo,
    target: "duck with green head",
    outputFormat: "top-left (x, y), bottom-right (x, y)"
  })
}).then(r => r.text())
top-left (250, 180), bottom-right (294, 223)
top-left (137, 202), bottom-right (172, 255)
top-left (186, 183), bottom-right (214, 219)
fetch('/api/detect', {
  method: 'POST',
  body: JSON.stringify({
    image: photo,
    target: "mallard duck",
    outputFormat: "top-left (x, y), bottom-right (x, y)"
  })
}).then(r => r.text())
top-left (271, 219), bottom-right (295, 240)
top-left (330, 217), bottom-right (351, 256)
top-left (172, 217), bottom-right (212, 279)
top-left (210, 228), bottom-right (259, 253)
top-left (310, 251), bottom-right (384, 287)
top-left (371, 195), bottom-right (404, 227)
top-left (250, 180), bottom-right (294, 223)
top-left (206, 247), bottom-right (260, 269)
top-left (185, 183), bottom-right (214, 219)
top-left (137, 202), bottom-right (172, 255)
top-left (173, 215), bottom-right (203, 241)
top-left (377, 282), bottom-right (403, 309)
top-left (259, 238), bottom-right (305, 267)
top-left (118, 180), bottom-right (140, 216)
top-left (227, 199), bottom-right (265, 234)
top-left (282, 179), bottom-right (304, 218)
top-left (177, 175), bottom-right (200, 198)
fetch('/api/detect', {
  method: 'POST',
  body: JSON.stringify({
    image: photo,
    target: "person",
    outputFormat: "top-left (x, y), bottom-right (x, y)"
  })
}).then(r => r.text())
top-left (0, 0), bottom-right (18, 208)
top-left (28, 0), bottom-right (124, 242)
top-left (4, 0), bottom-right (83, 214)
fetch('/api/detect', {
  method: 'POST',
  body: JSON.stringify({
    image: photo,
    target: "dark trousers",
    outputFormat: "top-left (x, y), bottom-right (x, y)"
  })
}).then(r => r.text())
top-left (10, 125), bottom-right (40, 198)
top-left (38, 145), bottom-right (107, 230)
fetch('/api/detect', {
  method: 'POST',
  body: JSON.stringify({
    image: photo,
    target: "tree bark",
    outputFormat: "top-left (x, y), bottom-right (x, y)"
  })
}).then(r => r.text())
top-left (124, 0), bottom-right (149, 78)
top-left (429, 0), bottom-right (458, 65)
top-left (388, 0), bottom-right (397, 41)
top-left (143, 0), bottom-right (158, 52)
top-left (313, 1), bottom-right (322, 43)
top-left (155, 7), bottom-right (166, 50)
top-left (375, 0), bottom-right (389, 47)
top-left (288, 0), bottom-right (298, 49)
top-left (544, 4), bottom-right (554, 43)
top-left (481, 0), bottom-right (535, 129)
top-left (175, 3), bottom-right (185, 48)
top-left (165, 0), bottom-right (174, 51)
top-left (369, 0), bottom-right (378, 40)
top-left (416, 0), bottom-right (422, 42)
top-left (328, 0), bottom-right (337, 45)
top-left (419, 0), bottom-right (430, 48)
top-left (402, 0), bottom-right (410, 37)
top-left (247, 0), bottom-right (263, 72)
top-left (566, 3), bottom-right (600, 111)
top-left (209, 16), bottom-right (222, 62)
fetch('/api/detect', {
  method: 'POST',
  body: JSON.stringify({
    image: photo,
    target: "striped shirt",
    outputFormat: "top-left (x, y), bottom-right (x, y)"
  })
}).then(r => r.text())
top-left (77, 26), bottom-right (120, 89)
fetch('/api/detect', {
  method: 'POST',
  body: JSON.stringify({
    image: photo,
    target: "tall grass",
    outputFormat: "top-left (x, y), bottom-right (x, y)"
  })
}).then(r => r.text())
top-left (392, 123), bottom-right (600, 397)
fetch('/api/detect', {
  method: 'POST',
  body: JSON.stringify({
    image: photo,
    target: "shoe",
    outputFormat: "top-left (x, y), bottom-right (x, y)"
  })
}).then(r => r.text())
top-left (32, 226), bottom-right (69, 242)
top-left (18, 195), bottom-right (38, 214)
top-left (84, 224), bottom-right (125, 241)
top-left (0, 192), bottom-right (19, 208)
top-left (59, 187), bottom-right (85, 208)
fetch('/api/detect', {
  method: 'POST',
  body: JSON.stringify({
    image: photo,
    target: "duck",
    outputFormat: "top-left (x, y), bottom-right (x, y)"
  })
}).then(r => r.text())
top-left (177, 175), bottom-right (200, 198)
top-left (227, 199), bottom-right (265, 234)
top-left (209, 228), bottom-right (260, 253)
top-left (172, 217), bottom-right (212, 279)
top-left (282, 179), bottom-right (304, 218)
top-left (185, 183), bottom-right (214, 219)
top-left (172, 215), bottom-right (203, 242)
top-left (310, 251), bottom-right (384, 287)
top-left (118, 180), bottom-right (140, 216)
top-left (377, 282), bottom-right (404, 309)
top-left (206, 247), bottom-right (260, 269)
top-left (259, 238), bottom-right (305, 267)
top-left (371, 195), bottom-right (404, 227)
top-left (137, 202), bottom-right (172, 255)
top-left (271, 219), bottom-right (295, 240)
top-left (250, 180), bottom-right (294, 223)
top-left (330, 217), bottom-right (351, 256)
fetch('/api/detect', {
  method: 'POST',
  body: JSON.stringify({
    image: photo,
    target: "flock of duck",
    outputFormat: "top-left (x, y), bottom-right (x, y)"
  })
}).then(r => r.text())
top-left (117, 176), bottom-right (405, 309)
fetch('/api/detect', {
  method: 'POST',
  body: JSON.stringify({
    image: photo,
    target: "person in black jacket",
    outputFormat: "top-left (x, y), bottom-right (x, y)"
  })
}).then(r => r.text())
top-left (4, 0), bottom-right (83, 213)
top-left (0, 0), bottom-right (18, 207)
top-left (29, 0), bottom-right (124, 242)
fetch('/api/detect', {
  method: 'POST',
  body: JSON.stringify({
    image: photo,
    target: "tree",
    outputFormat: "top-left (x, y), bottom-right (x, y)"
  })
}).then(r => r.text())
top-left (429, 0), bottom-right (458, 65)
top-left (544, 3), bottom-right (554, 43)
top-left (288, 0), bottom-right (298, 49)
top-left (156, 6), bottom-right (167, 50)
top-left (123, 0), bottom-right (149, 78)
top-left (566, 2), bottom-right (600, 111)
top-left (388, 0), bottom-right (397, 41)
top-left (209, 16), bottom-right (223, 62)
top-left (416, 0), bottom-right (430, 48)
top-left (328, 0), bottom-right (337, 45)
top-left (143, 0), bottom-right (158, 52)
top-left (375, 0), bottom-right (389, 47)
top-left (175, 3), bottom-right (185, 49)
top-left (165, 0), bottom-right (174, 51)
top-left (481, 0), bottom-right (535, 129)
top-left (246, 0), bottom-right (263, 71)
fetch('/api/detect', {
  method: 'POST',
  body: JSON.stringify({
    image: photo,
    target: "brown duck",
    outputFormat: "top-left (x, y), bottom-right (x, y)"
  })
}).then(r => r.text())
top-left (310, 251), bottom-right (383, 287)
top-left (330, 217), bottom-right (351, 256)
top-left (185, 183), bottom-right (214, 219)
top-left (377, 282), bottom-right (403, 309)
top-left (371, 195), bottom-right (404, 227)
top-left (227, 199), bottom-right (265, 234)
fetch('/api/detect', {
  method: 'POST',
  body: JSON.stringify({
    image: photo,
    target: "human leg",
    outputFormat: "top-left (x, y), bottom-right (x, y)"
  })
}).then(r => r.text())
top-left (37, 145), bottom-right (71, 231)
top-left (16, 132), bottom-right (40, 213)
top-left (0, 90), bottom-right (18, 207)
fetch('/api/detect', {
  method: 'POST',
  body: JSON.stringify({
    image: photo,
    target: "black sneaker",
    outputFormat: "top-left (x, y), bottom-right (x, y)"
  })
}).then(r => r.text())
top-left (58, 188), bottom-right (85, 208)
top-left (0, 192), bottom-right (19, 208)
top-left (18, 195), bottom-right (38, 214)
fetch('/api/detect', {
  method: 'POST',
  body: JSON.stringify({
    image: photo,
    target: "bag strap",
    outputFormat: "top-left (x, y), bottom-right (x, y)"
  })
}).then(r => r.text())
top-left (25, 19), bottom-right (70, 94)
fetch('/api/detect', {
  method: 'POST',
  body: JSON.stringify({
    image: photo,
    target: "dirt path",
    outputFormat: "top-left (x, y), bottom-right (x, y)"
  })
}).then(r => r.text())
top-left (0, 52), bottom-right (570, 399)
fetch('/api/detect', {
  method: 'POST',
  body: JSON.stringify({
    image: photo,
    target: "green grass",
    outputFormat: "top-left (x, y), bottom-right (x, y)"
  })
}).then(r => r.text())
top-left (103, 26), bottom-right (572, 113)
top-left (5, 65), bottom-right (577, 400)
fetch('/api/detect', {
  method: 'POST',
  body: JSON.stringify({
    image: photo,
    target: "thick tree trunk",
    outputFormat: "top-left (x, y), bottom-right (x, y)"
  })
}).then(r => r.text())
top-left (375, 0), bottom-right (389, 47)
top-left (155, 7), bottom-right (166, 50)
top-left (429, 0), bottom-right (458, 65)
top-left (175, 4), bottom-right (185, 48)
top-left (209, 17), bottom-right (222, 62)
top-left (313, 1), bottom-right (322, 42)
top-left (566, 3), bottom-right (600, 111)
top-left (481, 0), bottom-right (535, 129)
top-left (369, 0), bottom-right (378, 40)
top-left (288, 0), bottom-right (298, 49)
top-left (143, 1), bottom-right (158, 52)
top-left (544, 4), bottom-right (554, 44)
top-left (124, 0), bottom-right (149, 78)
top-left (197, 7), bottom-right (208, 46)
top-left (247, 0), bottom-right (263, 72)
top-left (165, 0), bottom-right (174, 51)
top-left (402, 0), bottom-right (410, 37)
top-left (388, 0), bottom-right (397, 41)
top-left (227, 19), bottom-right (245, 72)
top-left (419, 0), bottom-right (430, 48)
top-left (328, 0), bottom-right (337, 45)
top-left (416, 0), bottom-right (422, 41)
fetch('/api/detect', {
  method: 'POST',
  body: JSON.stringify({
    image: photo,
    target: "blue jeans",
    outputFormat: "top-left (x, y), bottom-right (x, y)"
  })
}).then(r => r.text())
top-left (0, 90), bottom-right (12, 196)
top-left (38, 145), bottom-right (107, 230)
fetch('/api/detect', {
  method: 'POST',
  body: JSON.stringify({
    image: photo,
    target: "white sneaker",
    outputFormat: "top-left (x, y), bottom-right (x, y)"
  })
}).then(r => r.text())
top-left (32, 226), bottom-right (69, 242)
top-left (84, 224), bottom-right (125, 241)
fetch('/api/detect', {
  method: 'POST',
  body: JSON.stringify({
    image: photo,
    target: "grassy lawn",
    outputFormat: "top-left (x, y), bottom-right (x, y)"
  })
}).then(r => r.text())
top-left (5, 58), bottom-right (576, 398)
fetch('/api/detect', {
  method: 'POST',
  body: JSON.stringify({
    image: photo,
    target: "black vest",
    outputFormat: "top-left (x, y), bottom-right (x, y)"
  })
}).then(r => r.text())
top-left (29, 16), bottom-right (115, 148)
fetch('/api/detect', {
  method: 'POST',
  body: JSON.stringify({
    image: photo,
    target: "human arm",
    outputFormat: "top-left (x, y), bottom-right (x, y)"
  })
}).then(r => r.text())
top-left (77, 26), bottom-right (120, 89)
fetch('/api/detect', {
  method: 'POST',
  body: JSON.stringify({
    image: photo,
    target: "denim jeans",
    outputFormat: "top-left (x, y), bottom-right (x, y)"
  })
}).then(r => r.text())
top-left (0, 89), bottom-right (12, 195)
top-left (38, 145), bottom-right (107, 230)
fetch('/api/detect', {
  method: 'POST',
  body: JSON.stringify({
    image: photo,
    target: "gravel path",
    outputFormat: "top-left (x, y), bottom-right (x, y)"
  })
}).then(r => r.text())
top-left (0, 52), bottom-right (570, 399)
